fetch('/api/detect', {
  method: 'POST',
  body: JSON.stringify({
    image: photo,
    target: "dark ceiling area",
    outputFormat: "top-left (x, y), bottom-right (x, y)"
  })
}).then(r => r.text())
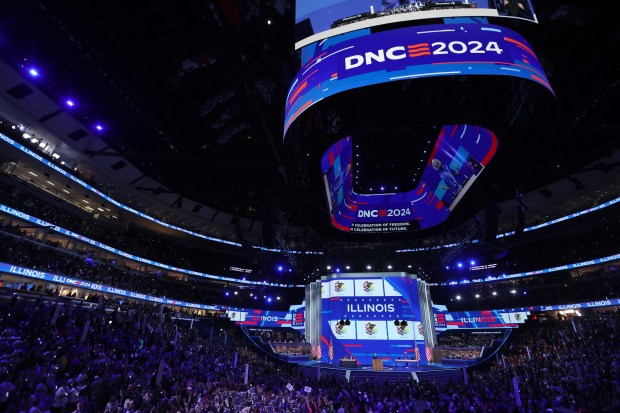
top-left (0, 0), bottom-right (618, 247)
top-left (0, 0), bottom-right (298, 219)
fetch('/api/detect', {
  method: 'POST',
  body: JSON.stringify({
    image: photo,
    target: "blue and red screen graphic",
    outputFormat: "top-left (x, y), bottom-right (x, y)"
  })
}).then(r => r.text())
top-left (285, 23), bottom-right (552, 137)
top-left (322, 124), bottom-right (497, 233)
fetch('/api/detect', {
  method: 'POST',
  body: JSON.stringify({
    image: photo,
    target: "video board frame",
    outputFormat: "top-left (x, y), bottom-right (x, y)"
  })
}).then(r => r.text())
top-left (296, 0), bottom-right (538, 49)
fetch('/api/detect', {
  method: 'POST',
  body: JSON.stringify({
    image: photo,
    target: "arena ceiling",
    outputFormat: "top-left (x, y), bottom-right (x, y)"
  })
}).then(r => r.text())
top-left (0, 0), bottom-right (618, 248)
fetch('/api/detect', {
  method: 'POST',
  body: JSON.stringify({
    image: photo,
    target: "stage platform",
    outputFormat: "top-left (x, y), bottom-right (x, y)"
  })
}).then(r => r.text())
top-left (297, 361), bottom-right (463, 384)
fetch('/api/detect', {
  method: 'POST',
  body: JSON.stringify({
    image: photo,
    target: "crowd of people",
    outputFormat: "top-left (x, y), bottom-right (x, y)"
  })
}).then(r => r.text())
top-left (0, 286), bottom-right (619, 413)
top-left (0, 229), bottom-right (221, 307)
top-left (436, 331), bottom-right (505, 349)
top-left (250, 329), bottom-right (306, 344)
top-left (0, 148), bottom-right (619, 412)
top-left (0, 179), bottom-right (188, 268)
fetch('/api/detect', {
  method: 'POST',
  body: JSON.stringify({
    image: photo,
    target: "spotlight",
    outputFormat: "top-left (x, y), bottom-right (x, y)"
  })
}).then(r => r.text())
top-left (366, 265), bottom-right (372, 270)
top-left (475, 294), bottom-right (480, 298)
top-left (345, 266), bottom-right (350, 270)
top-left (95, 124), bottom-right (104, 131)
top-left (225, 292), bottom-right (229, 296)
top-left (28, 68), bottom-right (40, 77)
top-left (510, 290), bottom-right (516, 294)
top-left (65, 99), bottom-right (75, 108)
top-left (380, 186), bottom-right (385, 191)
top-left (457, 262), bottom-right (463, 268)
top-left (456, 295), bottom-right (462, 300)
top-left (326, 265), bottom-right (332, 270)
top-left (277, 265), bottom-right (283, 272)
top-left (277, 296), bottom-right (281, 300)
top-left (335, 268), bottom-right (340, 273)
top-left (445, 266), bottom-right (450, 270)
top-left (387, 265), bottom-right (392, 270)
top-left (492, 291), bottom-right (497, 296)
top-left (234, 291), bottom-right (238, 295)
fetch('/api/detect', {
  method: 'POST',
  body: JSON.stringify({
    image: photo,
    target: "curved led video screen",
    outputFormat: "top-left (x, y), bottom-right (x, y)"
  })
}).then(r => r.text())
top-left (295, 0), bottom-right (538, 49)
top-left (322, 124), bottom-right (497, 233)
top-left (285, 23), bottom-right (552, 138)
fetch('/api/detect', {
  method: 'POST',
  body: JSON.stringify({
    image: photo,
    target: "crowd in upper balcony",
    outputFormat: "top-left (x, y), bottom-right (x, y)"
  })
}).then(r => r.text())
top-left (0, 229), bottom-right (220, 307)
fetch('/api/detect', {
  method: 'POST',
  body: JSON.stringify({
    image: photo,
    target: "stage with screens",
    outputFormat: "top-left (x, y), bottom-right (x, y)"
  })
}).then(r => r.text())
top-left (305, 272), bottom-right (437, 366)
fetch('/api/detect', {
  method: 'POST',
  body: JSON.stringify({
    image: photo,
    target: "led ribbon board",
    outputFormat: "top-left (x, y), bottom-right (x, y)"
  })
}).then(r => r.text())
top-left (433, 307), bottom-right (530, 331)
top-left (322, 125), bottom-right (497, 233)
top-left (285, 23), bottom-right (552, 137)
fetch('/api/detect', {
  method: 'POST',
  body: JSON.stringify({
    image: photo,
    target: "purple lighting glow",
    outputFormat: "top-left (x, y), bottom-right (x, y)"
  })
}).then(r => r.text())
top-left (95, 124), bottom-right (104, 131)
top-left (65, 99), bottom-right (75, 108)
top-left (28, 68), bottom-right (40, 77)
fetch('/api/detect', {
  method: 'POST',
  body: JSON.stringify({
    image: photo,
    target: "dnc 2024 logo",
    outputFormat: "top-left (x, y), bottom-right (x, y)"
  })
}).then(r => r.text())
top-left (362, 281), bottom-right (375, 293)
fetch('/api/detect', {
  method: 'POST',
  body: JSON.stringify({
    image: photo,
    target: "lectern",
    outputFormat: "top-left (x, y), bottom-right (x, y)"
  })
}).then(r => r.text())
top-left (372, 359), bottom-right (383, 371)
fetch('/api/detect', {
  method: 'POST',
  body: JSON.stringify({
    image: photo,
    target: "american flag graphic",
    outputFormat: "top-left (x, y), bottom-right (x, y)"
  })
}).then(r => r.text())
top-left (425, 347), bottom-right (433, 363)
top-left (316, 344), bottom-right (322, 359)
top-left (414, 345), bottom-right (420, 361)
top-left (311, 345), bottom-right (317, 359)
top-left (328, 337), bottom-right (334, 362)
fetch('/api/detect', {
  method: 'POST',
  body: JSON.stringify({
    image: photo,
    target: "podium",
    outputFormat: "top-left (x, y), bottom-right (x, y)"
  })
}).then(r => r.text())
top-left (372, 359), bottom-right (383, 371)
